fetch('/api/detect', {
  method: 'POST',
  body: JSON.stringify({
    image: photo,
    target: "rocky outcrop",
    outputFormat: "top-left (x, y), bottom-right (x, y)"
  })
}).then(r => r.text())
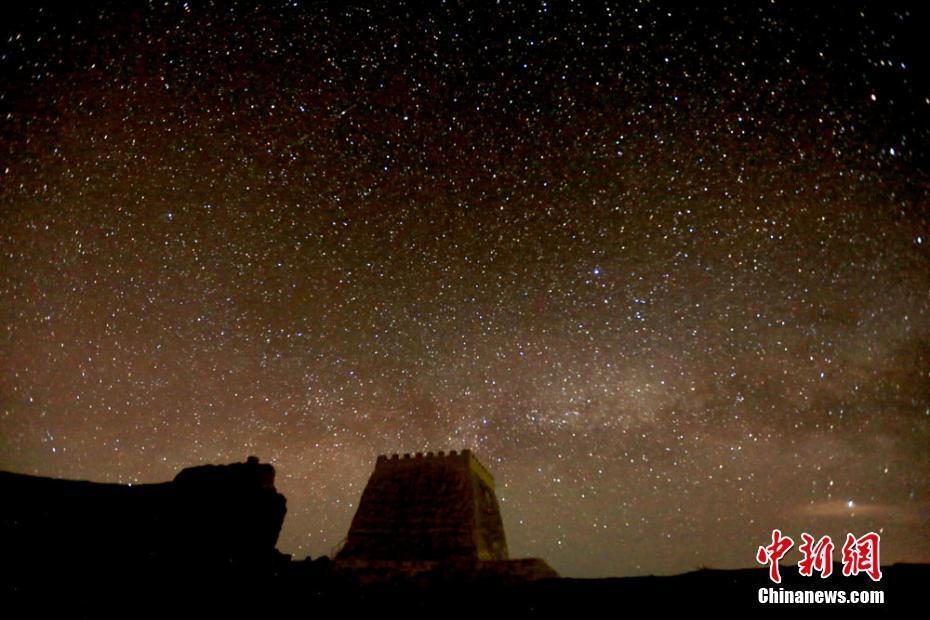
top-left (170, 456), bottom-right (287, 561)
top-left (0, 456), bottom-right (286, 593)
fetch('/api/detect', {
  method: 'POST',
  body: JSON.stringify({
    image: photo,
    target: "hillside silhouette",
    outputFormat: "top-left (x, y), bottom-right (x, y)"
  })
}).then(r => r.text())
top-left (1, 458), bottom-right (924, 617)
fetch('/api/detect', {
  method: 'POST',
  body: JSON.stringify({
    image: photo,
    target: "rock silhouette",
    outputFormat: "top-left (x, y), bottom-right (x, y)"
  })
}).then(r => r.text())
top-left (1, 455), bottom-right (286, 600)
top-left (1, 455), bottom-right (926, 617)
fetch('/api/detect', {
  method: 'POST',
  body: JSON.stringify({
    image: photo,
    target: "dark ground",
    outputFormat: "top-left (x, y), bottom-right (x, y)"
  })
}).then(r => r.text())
top-left (5, 558), bottom-right (924, 617)
top-left (2, 466), bottom-right (922, 617)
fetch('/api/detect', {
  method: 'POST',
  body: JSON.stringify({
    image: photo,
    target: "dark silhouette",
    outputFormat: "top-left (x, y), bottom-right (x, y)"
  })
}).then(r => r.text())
top-left (1, 456), bottom-right (288, 616)
top-left (335, 450), bottom-right (557, 584)
top-left (340, 450), bottom-right (509, 562)
top-left (0, 457), bottom-right (926, 617)
top-left (1, 456), bottom-right (285, 568)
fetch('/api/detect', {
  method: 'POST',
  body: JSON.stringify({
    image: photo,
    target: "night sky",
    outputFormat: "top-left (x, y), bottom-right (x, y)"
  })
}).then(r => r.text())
top-left (1, 1), bottom-right (928, 578)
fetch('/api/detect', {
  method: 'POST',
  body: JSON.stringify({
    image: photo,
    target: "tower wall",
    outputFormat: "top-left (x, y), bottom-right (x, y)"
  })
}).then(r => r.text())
top-left (338, 450), bottom-right (509, 562)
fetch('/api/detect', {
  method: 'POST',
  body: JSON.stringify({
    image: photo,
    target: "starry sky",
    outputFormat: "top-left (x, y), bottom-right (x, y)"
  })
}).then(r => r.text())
top-left (1, 1), bottom-right (928, 578)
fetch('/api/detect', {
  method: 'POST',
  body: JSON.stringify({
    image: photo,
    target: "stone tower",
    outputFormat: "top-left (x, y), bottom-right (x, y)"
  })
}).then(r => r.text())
top-left (338, 449), bottom-right (509, 562)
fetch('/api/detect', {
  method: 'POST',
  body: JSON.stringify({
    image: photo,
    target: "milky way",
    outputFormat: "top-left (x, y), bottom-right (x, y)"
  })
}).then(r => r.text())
top-left (1, 2), bottom-right (927, 577)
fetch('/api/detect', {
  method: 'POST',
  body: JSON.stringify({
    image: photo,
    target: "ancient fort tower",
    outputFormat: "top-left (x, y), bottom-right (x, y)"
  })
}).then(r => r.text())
top-left (338, 449), bottom-right (509, 562)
